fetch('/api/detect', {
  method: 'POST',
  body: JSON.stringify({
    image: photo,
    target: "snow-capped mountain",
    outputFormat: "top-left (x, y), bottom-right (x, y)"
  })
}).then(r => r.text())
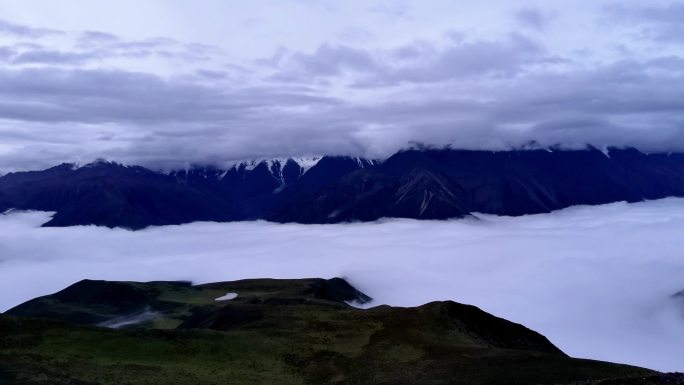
top-left (167, 157), bottom-right (324, 191)
top-left (1, 148), bottom-right (684, 228)
top-left (232, 157), bottom-right (323, 175)
top-left (167, 156), bottom-right (377, 184)
top-left (164, 156), bottom-right (381, 211)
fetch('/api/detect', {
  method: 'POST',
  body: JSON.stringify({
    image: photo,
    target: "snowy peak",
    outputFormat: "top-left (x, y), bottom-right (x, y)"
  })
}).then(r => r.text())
top-left (291, 157), bottom-right (323, 174)
top-left (232, 157), bottom-right (322, 176)
top-left (69, 159), bottom-right (126, 171)
top-left (169, 156), bottom-right (379, 185)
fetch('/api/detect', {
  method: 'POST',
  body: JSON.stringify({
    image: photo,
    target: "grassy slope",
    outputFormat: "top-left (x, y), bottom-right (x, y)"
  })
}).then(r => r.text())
top-left (0, 278), bottom-right (656, 385)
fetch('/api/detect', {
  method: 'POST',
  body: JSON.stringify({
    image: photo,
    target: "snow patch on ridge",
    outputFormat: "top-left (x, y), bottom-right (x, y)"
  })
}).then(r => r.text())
top-left (293, 157), bottom-right (322, 174)
top-left (159, 156), bottom-right (382, 184)
top-left (71, 159), bottom-right (125, 170)
top-left (215, 293), bottom-right (238, 301)
top-left (601, 147), bottom-right (611, 159)
top-left (230, 157), bottom-right (322, 177)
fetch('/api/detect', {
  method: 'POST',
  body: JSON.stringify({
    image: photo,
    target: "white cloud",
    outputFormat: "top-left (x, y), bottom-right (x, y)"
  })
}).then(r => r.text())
top-left (1, 199), bottom-right (683, 372)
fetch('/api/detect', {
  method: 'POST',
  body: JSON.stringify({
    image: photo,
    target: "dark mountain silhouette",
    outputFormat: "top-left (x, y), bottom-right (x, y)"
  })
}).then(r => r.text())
top-left (0, 161), bottom-right (240, 229)
top-left (270, 147), bottom-right (684, 223)
top-left (1, 147), bottom-right (684, 228)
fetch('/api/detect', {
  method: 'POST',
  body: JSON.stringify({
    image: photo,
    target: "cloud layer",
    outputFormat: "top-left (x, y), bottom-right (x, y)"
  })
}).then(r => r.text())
top-left (1, 198), bottom-right (684, 372)
top-left (0, 1), bottom-right (683, 171)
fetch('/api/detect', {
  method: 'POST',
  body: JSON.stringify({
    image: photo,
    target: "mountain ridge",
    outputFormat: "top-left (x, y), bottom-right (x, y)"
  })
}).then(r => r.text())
top-left (2, 147), bottom-right (684, 228)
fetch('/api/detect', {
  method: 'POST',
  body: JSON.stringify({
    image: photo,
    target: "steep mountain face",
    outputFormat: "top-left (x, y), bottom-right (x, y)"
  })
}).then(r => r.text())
top-left (0, 156), bottom-right (377, 228)
top-left (1, 148), bottom-right (684, 228)
top-left (270, 147), bottom-right (684, 223)
top-left (0, 161), bottom-right (241, 229)
top-left (166, 158), bottom-right (322, 218)
top-left (269, 166), bottom-right (472, 223)
top-left (168, 157), bottom-right (322, 199)
top-left (165, 156), bottom-right (377, 219)
top-left (0, 278), bottom-right (659, 385)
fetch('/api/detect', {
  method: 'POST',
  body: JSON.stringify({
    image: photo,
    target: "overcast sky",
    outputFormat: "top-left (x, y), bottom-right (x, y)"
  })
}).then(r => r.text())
top-left (1, 0), bottom-right (683, 170)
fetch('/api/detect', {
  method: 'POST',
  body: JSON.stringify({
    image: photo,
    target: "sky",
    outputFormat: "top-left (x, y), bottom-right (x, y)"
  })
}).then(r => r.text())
top-left (0, 0), bottom-right (684, 170)
top-left (1, 198), bottom-right (683, 372)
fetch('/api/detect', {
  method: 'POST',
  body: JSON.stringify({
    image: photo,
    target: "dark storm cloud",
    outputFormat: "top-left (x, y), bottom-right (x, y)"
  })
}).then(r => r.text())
top-left (0, 68), bottom-right (340, 125)
top-left (2, 47), bottom-right (684, 170)
top-left (0, 15), bottom-right (683, 172)
top-left (0, 64), bottom-right (365, 170)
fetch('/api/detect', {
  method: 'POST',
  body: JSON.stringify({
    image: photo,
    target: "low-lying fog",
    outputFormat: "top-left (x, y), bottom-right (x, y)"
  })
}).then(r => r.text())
top-left (1, 199), bottom-right (683, 372)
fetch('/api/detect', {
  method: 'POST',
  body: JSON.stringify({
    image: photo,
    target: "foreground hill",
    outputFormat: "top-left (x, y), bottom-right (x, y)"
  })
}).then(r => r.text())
top-left (1, 278), bottom-right (674, 385)
top-left (1, 147), bottom-right (684, 228)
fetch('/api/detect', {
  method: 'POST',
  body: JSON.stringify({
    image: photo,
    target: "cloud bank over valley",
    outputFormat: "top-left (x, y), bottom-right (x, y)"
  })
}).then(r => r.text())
top-left (1, 198), bottom-right (683, 372)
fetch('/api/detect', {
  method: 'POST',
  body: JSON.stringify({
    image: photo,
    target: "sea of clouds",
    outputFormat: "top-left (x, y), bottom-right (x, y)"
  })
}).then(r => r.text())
top-left (1, 199), bottom-right (683, 372)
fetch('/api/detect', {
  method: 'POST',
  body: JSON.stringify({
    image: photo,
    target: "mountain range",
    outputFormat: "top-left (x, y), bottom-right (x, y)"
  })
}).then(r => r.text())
top-left (2, 147), bottom-right (684, 229)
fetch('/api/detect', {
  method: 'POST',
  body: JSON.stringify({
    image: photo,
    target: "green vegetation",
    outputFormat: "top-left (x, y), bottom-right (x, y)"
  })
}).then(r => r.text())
top-left (0, 278), bottom-right (663, 384)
